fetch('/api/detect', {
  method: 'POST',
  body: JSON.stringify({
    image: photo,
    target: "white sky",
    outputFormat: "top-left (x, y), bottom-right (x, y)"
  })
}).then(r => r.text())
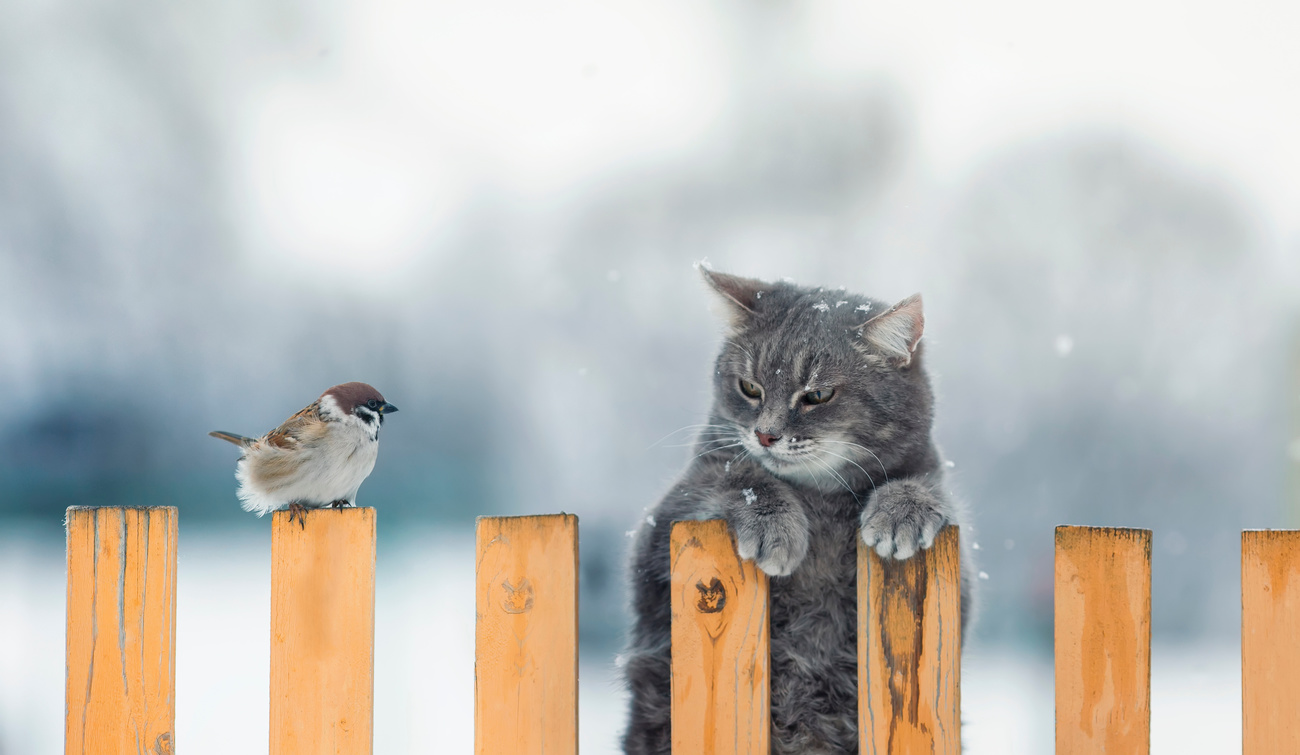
top-left (235, 0), bottom-right (1300, 278)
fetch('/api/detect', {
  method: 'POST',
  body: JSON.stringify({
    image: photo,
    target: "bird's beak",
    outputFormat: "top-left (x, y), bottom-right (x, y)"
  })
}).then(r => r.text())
top-left (379, 402), bottom-right (398, 414)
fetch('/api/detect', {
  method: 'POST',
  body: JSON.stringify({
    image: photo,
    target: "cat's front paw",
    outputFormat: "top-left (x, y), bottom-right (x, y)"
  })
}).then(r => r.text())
top-left (860, 479), bottom-right (947, 560)
top-left (729, 494), bottom-right (810, 577)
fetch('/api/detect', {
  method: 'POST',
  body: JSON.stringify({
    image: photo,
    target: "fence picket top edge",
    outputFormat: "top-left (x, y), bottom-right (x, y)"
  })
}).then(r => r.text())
top-left (1055, 524), bottom-right (1153, 537)
top-left (65, 505), bottom-right (178, 513)
top-left (65, 504), bottom-right (179, 509)
top-left (475, 512), bottom-right (578, 523)
top-left (1055, 525), bottom-right (1153, 557)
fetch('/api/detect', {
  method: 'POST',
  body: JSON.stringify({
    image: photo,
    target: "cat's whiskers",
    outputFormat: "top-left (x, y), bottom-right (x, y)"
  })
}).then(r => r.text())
top-left (820, 439), bottom-right (890, 482)
top-left (795, 457), bottom-right (823, 494)
top-left (649, 423), bottom-right (735, 449)
top-left (689, 441), bottom-right (747, 463)
top-left (806, 453), bottom-right (861, 504)
top-left (684, 436), bottom-right (745, 454)
top-left (657, 431), bottom-right (738, 449)
top-left (813, 447), bottom-right (877, 492)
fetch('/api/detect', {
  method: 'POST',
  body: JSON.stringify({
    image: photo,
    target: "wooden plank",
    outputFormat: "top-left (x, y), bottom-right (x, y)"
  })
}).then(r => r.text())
top-left (1055, 525), bottom-right (1151, 754)
top-left (474, 514), bottom-right (579, 755)
top-left (1243, 529), bottom-right (1300, 753)
top-left (858, 525), bottom-right (961, 755)
top-left (65, 506), bottom-right (178, 755)
top-left (670, 519), bottom-right (770, 755)
top-left (270, 507), bottom-right (376, 755)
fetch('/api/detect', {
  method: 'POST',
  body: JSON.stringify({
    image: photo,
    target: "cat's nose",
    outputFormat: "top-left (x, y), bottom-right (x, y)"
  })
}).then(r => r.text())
top-left (755, 431), bottom-right (781, 447)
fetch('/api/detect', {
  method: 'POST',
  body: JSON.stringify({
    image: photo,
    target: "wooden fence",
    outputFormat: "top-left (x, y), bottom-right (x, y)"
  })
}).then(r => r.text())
top-left (61, 505), bottom-right (1300, 754)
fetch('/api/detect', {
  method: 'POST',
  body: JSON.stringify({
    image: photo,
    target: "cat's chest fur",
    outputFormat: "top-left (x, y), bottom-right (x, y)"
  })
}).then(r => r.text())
top-left (765, 491), bottom-right (864, 753)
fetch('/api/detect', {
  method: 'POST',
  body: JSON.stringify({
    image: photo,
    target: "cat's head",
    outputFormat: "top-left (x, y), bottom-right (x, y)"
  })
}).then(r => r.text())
top-left (700, 267), bottom-right (935, 489)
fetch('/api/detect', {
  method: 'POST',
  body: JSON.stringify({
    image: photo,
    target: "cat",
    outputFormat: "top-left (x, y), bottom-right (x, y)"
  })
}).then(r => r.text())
top-left (621, 268), bottom-right (972, 755)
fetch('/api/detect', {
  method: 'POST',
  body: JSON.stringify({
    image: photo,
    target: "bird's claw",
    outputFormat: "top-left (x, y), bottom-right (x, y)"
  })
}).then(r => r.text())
top-left (287, 503), bottom-right (307, 529)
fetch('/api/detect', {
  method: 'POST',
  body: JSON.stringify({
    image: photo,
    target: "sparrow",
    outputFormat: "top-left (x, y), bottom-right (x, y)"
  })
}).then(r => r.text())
top-left (209, 382), bottom-right (398, 525)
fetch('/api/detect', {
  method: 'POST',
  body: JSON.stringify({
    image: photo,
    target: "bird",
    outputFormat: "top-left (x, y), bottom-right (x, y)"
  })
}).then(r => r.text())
top-left (209, 382), bottom-right (397, 525)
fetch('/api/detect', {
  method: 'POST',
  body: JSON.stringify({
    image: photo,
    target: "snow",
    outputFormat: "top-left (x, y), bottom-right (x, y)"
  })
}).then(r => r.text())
top-left (742, 488), bottom-right (757, 505)
top-left (855, 304), bottom-right (872, 313)
top-left (812, 301), bottom-right (830, 312)
top-left (645, 515), bottom-right (656, 527)
top-left (835, 300), bottom-right (849, 308)
top-left (979, 571), bottom-right (990, 580)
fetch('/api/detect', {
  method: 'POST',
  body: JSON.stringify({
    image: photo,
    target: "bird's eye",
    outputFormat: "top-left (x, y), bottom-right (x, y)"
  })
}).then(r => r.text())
top-left (738, 379), bottom-right (763, 399)
top-left (367, 399), bottom-right (379, 409)
top-left (803, 388), bottom-right (834, 405)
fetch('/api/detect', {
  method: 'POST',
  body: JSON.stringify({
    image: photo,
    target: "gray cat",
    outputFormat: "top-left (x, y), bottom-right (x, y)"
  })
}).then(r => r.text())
top-left (621, 269), bottom-right (972, 755)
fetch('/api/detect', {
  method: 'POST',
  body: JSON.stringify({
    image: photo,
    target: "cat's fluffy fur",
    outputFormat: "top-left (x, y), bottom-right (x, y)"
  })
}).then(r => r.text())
top-left (621, 270), bottom-right (972, 755)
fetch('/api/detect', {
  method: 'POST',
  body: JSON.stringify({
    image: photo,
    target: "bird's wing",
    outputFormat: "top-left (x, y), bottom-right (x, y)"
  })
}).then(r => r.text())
top-left (261, 400), bottom-right (330, 448)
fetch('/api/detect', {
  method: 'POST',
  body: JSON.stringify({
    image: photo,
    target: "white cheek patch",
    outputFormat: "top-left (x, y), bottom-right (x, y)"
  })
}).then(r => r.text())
top-left (318, 394), bottom-right (345, 421)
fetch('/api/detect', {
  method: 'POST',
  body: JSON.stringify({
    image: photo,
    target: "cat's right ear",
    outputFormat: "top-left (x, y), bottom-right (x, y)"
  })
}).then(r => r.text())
top-left (699, 267), bottom-right (765, 328)
top-left (857, 293), bottom-right (925, 367)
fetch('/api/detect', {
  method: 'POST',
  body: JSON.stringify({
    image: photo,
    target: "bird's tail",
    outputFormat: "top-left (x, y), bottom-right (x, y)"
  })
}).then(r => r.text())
top-left (209, 430), bottom-right (255, 447)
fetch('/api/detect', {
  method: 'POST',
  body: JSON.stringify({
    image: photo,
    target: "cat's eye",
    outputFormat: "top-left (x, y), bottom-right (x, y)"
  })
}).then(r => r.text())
top-left (738, 379), bottom-right (763, 399)
top-left (803, 388), bottom-right (834, 405)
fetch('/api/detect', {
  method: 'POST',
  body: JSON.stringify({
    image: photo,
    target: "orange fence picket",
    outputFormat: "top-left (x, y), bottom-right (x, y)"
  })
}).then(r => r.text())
top-left (475, 514), bottom-right (579, 755)
top-left (1055, 525), bottom-right (1151, 754)
top-left (1242, 529), bottom-right (1300, 754)
top-left (65, 506), bottom-right (178, 755)
top-left (858, 525), bottom-right (962, 755)
top-left (269, 507), bottom-right (377, 755)
top-left (669, 519), bottom-right (770, 755)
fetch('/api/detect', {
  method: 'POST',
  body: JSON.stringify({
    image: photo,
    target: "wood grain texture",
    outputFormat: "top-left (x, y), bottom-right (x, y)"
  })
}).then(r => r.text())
top-left (1055, 525), bottom-right (1151, 755)
top-left (858, 525), bottom-right (961, 755)
top-left (270, 507), bottom-right (376, 755)
top-left (670, 520), bottom-right (770, 755)
top-left (475, 514), bottom-right (579, 755)
top-left (65, 506), bottom-right (178, 755)
top-left (1243, 529), bottom-right (1300, 754)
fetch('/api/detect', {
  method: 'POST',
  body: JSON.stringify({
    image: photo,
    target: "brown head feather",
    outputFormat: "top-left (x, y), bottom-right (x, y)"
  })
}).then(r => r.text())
top-left (322, 382), bottom-right (386, 413)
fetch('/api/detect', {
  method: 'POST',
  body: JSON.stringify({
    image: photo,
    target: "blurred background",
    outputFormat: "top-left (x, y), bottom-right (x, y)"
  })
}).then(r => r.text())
top-left (2, 0), bottom-right (1298, 751)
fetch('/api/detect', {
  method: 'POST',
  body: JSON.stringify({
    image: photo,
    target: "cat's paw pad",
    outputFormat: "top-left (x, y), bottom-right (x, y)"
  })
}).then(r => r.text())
top-left (731, 502), bottom-right (810, 577)
top-left (860, 481), bottom-right (946, 560)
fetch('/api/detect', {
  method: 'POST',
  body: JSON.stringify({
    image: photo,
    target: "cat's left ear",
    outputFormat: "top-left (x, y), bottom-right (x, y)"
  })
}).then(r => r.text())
top-left (699, 267), bottom-right (766, 328)
top-left (858, 293), bottom-right (924, 367)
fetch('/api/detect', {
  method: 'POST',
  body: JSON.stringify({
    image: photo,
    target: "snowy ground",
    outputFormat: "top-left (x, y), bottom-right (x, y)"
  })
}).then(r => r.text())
top-left (0, 525), bottom-right (1241, 753)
